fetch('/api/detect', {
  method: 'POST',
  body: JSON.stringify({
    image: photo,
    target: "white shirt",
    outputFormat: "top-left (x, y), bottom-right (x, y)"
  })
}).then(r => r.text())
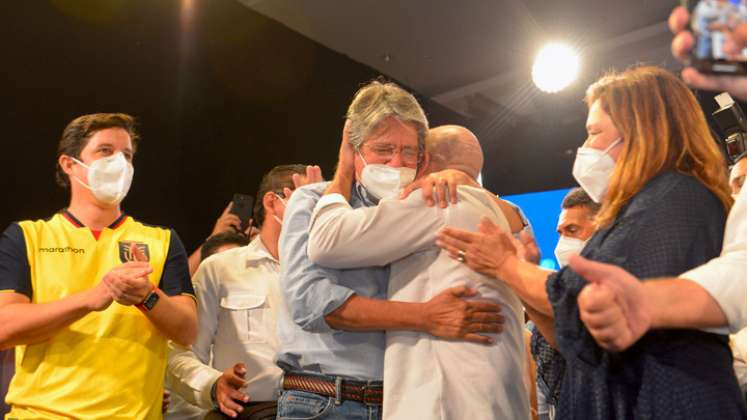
top-left (681, 184), bottom-right (747, 333)
top-left (731, 329), bottom-right (747, 393)
top-left (166, 237), bottom-right (283, 418)
top-left (308, 186), bottom-right (529, 420)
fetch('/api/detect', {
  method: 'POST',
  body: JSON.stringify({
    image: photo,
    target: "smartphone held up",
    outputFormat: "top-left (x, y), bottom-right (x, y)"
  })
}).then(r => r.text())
top-left (685, 0), bottom-right (747, 74)
top-left (229, 193), bottom-right (255, 233)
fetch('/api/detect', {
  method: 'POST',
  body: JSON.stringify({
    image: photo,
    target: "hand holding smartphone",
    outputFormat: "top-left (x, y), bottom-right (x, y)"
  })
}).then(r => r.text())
top-left (229, 193), bottom-right (255, 233)
top-left (684, 0), bottom-right (747, 74)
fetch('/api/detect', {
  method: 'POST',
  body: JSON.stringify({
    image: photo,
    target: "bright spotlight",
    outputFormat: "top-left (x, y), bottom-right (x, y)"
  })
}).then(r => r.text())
top-left (532, 43), bottom-right (580, 93)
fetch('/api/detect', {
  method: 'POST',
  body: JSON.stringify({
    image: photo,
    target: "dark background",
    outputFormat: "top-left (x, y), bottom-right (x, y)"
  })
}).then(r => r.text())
top-left (0, 0), bottom-right (470, 251)
top-left (0, 1), bottom-right (729, 252)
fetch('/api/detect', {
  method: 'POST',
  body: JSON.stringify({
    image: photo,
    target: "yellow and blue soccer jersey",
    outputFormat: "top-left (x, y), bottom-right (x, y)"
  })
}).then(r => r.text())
top-left (0, 210), bottom-right (195, 419)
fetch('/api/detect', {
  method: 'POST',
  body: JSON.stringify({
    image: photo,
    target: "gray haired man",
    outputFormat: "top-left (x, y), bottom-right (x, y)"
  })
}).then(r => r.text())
top-left (307, 125), bottom-right (530, 419)
top-left (275, 81), bottom-right (503, 420)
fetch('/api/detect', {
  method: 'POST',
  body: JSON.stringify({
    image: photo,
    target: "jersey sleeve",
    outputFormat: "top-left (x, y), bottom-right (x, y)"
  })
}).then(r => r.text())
top-left (158, 229), bottom-right (195, 298)
top-left (0, 223), bottom-right (32, 298)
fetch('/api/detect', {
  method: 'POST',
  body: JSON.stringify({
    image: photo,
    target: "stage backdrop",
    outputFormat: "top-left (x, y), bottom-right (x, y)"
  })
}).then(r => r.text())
top-left (0, 0), bottom-right (466, 251)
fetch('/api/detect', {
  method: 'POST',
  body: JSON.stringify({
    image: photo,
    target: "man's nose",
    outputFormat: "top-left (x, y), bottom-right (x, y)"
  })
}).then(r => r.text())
top-left (387, 151), bottom-right (404, 167)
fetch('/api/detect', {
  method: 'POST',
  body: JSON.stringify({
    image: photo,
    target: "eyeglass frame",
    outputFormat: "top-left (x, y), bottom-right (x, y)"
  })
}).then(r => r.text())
top-left (357, 141), bottom-right (424, 166)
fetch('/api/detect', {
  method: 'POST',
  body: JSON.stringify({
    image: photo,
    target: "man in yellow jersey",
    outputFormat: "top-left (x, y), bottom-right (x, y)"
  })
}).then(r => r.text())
top-left (0, 113), bottom-right (197, 419)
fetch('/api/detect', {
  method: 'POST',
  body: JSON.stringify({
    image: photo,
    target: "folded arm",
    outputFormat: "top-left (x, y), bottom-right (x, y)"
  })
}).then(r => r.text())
top-left (307, 194), bottom-right (442, 268)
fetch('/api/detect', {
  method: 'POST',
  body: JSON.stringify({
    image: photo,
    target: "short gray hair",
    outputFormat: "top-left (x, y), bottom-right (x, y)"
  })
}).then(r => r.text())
top-left (345, 80), bottom-right (429, 153)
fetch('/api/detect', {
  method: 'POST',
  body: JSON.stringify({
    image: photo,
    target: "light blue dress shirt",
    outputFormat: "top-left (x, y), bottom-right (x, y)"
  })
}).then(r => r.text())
top-left (276, 182), bottom-right (389, 380)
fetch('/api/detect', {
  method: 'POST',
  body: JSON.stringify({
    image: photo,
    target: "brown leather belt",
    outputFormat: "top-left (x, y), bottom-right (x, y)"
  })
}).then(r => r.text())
top-left (282, 373), bottom-right (383, 405)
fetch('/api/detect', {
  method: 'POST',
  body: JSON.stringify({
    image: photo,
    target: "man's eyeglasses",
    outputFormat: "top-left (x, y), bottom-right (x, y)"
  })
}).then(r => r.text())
top-left (361, 143), bottom-right (422, 165)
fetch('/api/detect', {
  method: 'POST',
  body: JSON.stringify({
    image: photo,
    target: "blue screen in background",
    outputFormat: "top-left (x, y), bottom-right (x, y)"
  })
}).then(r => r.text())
top-left (503, 188), bottom-right (572, 270)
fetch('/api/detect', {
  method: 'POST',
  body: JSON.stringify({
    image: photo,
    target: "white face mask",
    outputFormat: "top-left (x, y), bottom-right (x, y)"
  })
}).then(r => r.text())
top-left (572, 138), bottom-right (622, 203)
top-left (358, 152), bottom-right (416, 200)
top-left (554, 236), bottom-right (588, 268)
top-left (72, 152), bottom-right (134, 205)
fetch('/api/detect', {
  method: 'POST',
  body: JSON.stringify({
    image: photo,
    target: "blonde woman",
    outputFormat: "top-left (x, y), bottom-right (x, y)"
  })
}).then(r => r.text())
top-left (437, 66), bottom-right (743, 419)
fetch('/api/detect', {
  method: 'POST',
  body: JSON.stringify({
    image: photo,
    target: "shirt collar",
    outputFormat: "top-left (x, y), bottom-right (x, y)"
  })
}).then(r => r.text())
top-left (353, 182), bottom-right (378, 207)
top-left (244, 235), bottom-right (278, 265)
top-left (61, 208), bottom-right (128, 230)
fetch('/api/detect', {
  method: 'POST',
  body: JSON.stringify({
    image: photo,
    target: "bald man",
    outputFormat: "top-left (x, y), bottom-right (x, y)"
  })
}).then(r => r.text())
top-left (307, 125), bottom-right (529, 420)
top-left (726, 156), bottom-right (747, 398)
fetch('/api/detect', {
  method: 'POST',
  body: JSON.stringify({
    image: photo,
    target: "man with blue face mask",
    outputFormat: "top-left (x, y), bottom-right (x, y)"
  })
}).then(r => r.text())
top-left (276, 81), bottom-right (504, 420)
top-left (0, 113), bottom-right (196, 419)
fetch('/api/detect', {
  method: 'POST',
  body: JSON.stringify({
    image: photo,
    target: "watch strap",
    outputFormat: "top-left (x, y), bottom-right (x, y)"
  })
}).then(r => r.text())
top-left (136, 284), bottom-right (158, 312)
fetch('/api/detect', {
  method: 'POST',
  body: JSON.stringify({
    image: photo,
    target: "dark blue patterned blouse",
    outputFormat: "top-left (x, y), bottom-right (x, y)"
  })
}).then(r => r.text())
top-left (548, 171), bottom-right (746, 420)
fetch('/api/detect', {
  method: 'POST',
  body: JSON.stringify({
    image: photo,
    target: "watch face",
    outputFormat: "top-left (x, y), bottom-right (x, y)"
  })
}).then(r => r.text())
top-left (143, 291), bottom-right (159, 310)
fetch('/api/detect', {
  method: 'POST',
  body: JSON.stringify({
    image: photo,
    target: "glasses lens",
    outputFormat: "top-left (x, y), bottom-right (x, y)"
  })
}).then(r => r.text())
top-left (365, 143), bottom-right (420, 164)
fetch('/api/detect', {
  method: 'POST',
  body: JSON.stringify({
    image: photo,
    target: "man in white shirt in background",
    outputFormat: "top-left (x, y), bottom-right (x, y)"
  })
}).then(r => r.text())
top-left (730, 155), bottom-right (747, 199)
top-left (307, 125), bottom-right (529, 420)
top-left (166, 164), bottom-right (319, 420)
top-left (727, 156), bottom-right (747, 399)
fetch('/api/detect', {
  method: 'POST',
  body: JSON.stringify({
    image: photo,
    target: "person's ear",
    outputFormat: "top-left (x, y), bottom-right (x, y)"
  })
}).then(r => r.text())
top-left (262, 191), bottom-right (276, 216)
top-left (59, 155), bottom-right (76, 178)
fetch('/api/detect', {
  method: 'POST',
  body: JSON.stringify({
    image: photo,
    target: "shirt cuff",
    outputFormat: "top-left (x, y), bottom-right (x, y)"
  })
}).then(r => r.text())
top-left (681, 263), bottom-right (738, 334)
top-left (314, 287), bottom-right (356, 333)
top-left (184, 366), bottom-right (223, 409)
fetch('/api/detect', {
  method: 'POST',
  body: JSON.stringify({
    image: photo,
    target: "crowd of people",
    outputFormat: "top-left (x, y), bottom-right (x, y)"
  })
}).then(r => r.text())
top-left (4, 5), bottom-right (747, 420)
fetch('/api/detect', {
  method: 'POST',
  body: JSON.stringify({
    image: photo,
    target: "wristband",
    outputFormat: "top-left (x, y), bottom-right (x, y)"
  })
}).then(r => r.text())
top-left (136, 284), bottom-right (159, 312)
top-left (210, 380), bottom-right (219, 406)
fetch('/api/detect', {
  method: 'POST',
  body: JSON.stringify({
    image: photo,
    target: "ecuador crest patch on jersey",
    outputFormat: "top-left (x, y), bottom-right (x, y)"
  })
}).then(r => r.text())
top-left (118, 241), bottom-right (150, 262)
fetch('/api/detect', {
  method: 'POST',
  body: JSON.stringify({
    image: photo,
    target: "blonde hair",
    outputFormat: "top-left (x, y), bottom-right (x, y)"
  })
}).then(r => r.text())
top-left (585, 66), bottom-right (732, 226)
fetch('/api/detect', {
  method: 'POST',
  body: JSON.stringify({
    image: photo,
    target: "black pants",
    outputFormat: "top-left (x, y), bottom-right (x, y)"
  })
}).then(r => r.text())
top-left (203, 401), bottom-right (277, 420)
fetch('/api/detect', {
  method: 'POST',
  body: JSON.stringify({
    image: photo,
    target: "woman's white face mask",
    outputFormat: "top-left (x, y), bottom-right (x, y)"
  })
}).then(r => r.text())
top-left (571, 138), bottom-right (622, 203)
top-left (72, 152), bottom-right (134, 205)
top-left (358, 151), bottom-right (416, 200)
